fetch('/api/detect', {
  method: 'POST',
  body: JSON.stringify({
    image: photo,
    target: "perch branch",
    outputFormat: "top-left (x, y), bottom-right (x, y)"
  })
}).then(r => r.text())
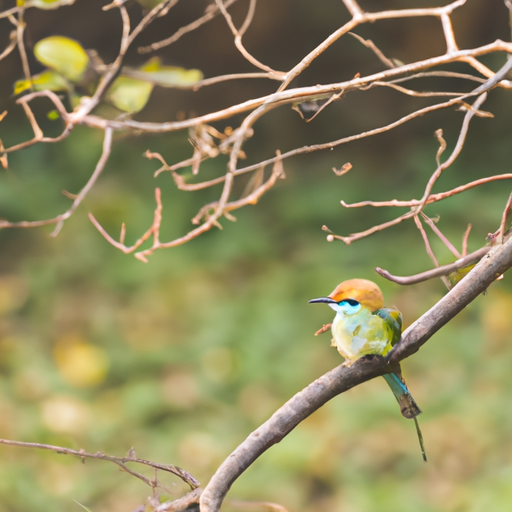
top-left (199, 234), bottom-right (512, 512)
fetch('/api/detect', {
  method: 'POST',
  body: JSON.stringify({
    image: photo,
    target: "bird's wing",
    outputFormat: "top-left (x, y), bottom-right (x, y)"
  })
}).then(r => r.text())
top-left (373, 307), bottom-right (402, 347)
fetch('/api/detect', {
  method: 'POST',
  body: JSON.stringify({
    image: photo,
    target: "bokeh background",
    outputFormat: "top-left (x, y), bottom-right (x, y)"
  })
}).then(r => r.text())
top-left (1, 1), bottom-right (512, 511)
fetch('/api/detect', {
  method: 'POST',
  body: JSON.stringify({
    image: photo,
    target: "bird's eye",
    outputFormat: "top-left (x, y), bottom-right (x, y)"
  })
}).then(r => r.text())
top-left (341, 298), bottom-right (360, 306)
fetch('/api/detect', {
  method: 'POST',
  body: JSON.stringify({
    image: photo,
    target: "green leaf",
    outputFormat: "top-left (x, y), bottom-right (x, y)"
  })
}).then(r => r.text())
top-left (122, 57), bottom-right (203, 88)
top-left (25, 0), bottom-right (76, 9)
top-left (14, 70), bottom-right (70, 95)
top-left (34, 36), bottom-right (89, 82)
top-left (107, 77), bottom-right (154, 113)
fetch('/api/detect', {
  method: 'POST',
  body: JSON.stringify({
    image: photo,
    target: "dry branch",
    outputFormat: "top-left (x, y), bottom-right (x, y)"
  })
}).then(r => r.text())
top-left (0, 438), bottom-right (200, 490)
top-left (376, 246), bottom-right (491, 285)
top-left (2, 0), bottom-right (512, 258)
top-left (0, 128), bottom-right (112, 231)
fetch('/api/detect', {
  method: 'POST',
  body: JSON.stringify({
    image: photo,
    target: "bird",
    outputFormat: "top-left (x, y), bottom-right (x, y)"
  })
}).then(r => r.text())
top-left (309, 278), bottom-right (427, 461)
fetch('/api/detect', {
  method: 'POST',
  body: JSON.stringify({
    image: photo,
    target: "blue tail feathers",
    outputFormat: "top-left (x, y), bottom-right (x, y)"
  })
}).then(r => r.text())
top-left (382, 373), bottom-right (422, 419)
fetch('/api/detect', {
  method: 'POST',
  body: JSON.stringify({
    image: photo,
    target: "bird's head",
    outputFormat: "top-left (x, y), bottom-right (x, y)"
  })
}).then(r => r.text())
top-left (309, 278), bottom-right (384, 314)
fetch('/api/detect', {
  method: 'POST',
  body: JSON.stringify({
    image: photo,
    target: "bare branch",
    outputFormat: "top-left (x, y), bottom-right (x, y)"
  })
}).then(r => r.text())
top-left (413, 215), bottom-right (443, 276)
top-left (214, 0), bottom-right (284, 78)
top-left (3, 0), bottom-right (512, 262)
top-left (4, 91), bottom-right (72, 154)
top-left (440, 11), bottom-right (459, 54)
top-left (462, 224), bottom-right (472, 257)
top-left (376, 246), bottom-right (490, 285)
top-left (348, 32), bottom-right (396, 69)
top-left (0, 437), bottom-right (200, 489)
top-left (154, 488), bottom-right (203, 512)
top-left (279, 0), bottom-right (471, 91)
top-left (499, 192), bottom-right (512, 242)
top-left (120, 41), bottom-right (512, 136)
top-left (434, 128), bottom-right (447, 167)
top-left (327, 92), bottom-right (489, 245)
top-left (0, 29), bottom-right (17, 62)
top-left (138, 0), bottom-right (240, 54)
top-left (0, 6), bottom-right (20, 18)
top-left (193, 72), bottom-right (282, 89)
top-left (341, 174), bottom-right (512, 209)
top-left (0, 128), bottom-right (112, 231)
top-left (15, 10), bottom-right (31, 87)
top-left (420, 212), bottom-right (462, 259)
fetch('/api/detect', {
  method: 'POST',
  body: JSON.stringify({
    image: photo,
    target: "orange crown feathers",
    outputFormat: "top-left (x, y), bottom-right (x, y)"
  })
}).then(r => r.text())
top-left (328, 278), bottom-right (384, 311)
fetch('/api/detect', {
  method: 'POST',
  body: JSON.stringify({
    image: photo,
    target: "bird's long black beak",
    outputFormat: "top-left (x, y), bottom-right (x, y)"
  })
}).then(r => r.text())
top-left (308, 297), bottom-right (337, 304)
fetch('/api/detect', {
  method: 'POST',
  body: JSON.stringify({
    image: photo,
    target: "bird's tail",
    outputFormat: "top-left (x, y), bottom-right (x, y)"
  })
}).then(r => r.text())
top-left (382, 373), bottom-right (427, 462)
top-left (382, 372), bottom-right (421, 419)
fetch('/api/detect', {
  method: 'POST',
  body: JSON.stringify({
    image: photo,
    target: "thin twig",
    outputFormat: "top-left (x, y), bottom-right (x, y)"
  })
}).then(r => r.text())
top-left (376, 246), bottom-right (490, 285)
top-left (3, 0), bottom-right (512, 262)
top-left (138, 0), bottom-right (240, 54)
top-left (279, 0), bottom-right (469, 91)
top-left (0, 6), bottom-right (20, 18)
top-left (499, 192), bottom-right (512, 242)
top-left (341, 174), bottom-right (512, 209)
top-left (361, 81), bottom-right (464, 98)
top-left (194, 72), bottom-right (283, 89)
top-left (413, 216), bottom-right (441, 267)
top-left (413, 215), bottom-right (452, 289)
top-left (462, 224), bottom-right (472, 256)
top-left (15, 10), bottom-right (31, 87)
top-left (154, 488), bottom-right (203, 512)
top-left (0, 438), bottom-right (199, 489)
top-left (421, 212), bottom-right (462, 259)
top-left (326, 93), bottom-right (489, 245)
top-left (348, 32), bottom-right (396, 68)
top-left (121, 40), bottom-right (512, 134)
top-left (0, 128), bottom-right (112, 231)
top-left (0, 30), bottom-right (17, 62)
top-left (214, 0), bottom-right (284, 77)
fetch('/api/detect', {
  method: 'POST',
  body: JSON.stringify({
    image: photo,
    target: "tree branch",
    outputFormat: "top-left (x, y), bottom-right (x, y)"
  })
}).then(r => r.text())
top-left (0, 438), bottom-right (200, 489)
top-left (199, 234), bottom-right (512, 512)
top-left (376, 245), bottom-right (490, 285)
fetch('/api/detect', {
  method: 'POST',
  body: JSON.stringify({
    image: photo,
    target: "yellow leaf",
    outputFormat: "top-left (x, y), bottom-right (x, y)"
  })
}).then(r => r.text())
top-left (107, 76), bottom-right (153, 113)
top-left (26, 0), bottom-right (76, 8)
top-left (124, 57), bottom-right (203, 88)
top-left (14, 69), bottom-right (70, 95)
top-left (34, 36), bottom-right (88, 82)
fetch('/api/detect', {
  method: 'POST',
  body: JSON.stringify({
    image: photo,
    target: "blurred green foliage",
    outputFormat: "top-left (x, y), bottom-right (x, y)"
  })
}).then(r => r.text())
top-left (1, 1), bottom-right (512, 512)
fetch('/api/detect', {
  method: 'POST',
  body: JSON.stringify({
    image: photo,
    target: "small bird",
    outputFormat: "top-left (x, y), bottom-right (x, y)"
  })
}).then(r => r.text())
top-left (309, 278), bottom-right (427, 461)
